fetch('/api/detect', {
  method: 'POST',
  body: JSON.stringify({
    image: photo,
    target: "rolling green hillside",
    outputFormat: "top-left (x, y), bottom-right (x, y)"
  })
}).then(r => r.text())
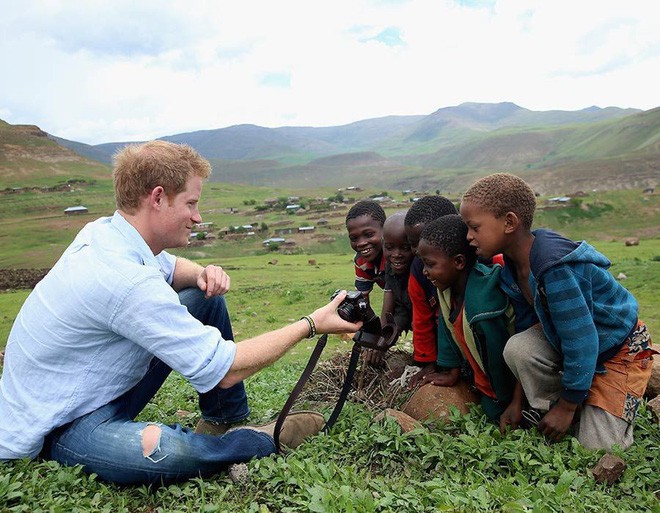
top-left (0, 120), bottom-right (110, 188)
top-left (203, 106), bottom-right (660, 193)
top-left (2, 102), bottom-right (658, 195)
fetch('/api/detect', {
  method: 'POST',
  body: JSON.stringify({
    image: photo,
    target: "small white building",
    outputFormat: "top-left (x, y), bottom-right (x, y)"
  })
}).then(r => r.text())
top-left (263, 237), bottom-right (286, 246)
top-left (64, 205), bottom-right (88, 215)
top-left (194, 222), bottom-right (214, 231)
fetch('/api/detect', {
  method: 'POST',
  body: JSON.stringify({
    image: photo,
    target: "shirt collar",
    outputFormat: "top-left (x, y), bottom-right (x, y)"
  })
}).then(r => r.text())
top-left (110, 211), bottom-right (162, 269)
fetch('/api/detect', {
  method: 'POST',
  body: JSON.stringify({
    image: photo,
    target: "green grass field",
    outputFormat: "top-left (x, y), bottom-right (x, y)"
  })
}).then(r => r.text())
top-left (0, 183), bottom-right (659, 512)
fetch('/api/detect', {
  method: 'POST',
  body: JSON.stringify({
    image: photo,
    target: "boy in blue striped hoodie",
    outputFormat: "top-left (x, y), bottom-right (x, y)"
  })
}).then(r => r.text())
top-left (460, 173), bottom-right (655, 450)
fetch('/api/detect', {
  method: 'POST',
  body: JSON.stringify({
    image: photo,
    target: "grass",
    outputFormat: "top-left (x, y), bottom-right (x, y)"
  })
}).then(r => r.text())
top-left (0, 247), bottom-right (658, 511)
top-left (0, 370), bottom-right (658, 512)
top-left (0, 185), bottom-right (659, 511)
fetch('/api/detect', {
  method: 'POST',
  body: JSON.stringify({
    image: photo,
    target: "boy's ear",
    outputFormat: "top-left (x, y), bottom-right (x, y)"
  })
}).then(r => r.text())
top-left (454, 254), bottom-right (467, 271)
top-left (503, 211), bottom-right (520, 233)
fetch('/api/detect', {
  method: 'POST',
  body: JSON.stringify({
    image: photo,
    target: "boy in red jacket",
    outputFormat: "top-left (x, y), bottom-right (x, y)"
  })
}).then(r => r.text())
top-left (404, 195), bottom-right (459, 386)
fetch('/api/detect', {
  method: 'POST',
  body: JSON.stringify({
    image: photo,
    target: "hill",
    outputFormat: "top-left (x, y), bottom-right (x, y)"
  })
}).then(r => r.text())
top-left (0, 120), bottom-right (110, 188)
top-left (2, 102), bottom-right (659, 194)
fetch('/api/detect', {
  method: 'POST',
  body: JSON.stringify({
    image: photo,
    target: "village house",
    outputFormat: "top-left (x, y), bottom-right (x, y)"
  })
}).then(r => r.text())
top-left (64, 205), bottom-right (88, 215)
top-left (547, 196), bottom-right (571, 204)
top-left (193, 222), bottom-right (214, 232)
top-left (262, 237), bottom-right (286, 247)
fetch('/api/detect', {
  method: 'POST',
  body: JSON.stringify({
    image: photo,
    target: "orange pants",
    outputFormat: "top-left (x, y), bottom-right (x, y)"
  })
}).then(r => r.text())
top-left (587, 322), bottom-right (656, 423)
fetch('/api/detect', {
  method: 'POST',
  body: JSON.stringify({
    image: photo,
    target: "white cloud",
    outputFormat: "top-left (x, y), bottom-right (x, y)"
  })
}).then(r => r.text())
top-left (0, 0), bottom-right (658, 144)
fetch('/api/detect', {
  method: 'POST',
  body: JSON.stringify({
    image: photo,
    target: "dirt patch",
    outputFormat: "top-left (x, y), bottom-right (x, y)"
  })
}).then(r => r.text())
top-left (297, 349), bottom-right (418, 412)
top-left (0, 268), bottom-right (50, 291)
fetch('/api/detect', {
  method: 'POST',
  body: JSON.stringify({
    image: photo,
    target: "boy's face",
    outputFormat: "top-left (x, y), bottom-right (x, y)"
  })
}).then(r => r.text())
top-left (417, 239), bottom-right (461, 292)
top-left (404, 223), bottom-right (424, 255)
top-left (383, 221), bottom-right (413, 275)
top-left (459, 200), bottom-right (507, 259)
top-left (346, 214), bottom-right (383, 263)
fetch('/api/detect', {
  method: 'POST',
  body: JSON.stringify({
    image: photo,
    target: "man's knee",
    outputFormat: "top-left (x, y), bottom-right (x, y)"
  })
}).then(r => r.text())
top-left (141, 424), bottom-right (168, 462)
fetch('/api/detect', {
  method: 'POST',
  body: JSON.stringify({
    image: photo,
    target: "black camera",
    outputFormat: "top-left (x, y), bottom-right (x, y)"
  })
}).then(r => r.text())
top-left (331, 289), bottom-right (399, 351)
top-left (331, 289), bottom-right (371, 323)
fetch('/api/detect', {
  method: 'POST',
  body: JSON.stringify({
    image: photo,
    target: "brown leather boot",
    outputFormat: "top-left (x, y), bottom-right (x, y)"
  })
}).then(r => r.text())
top-left (195, 419), bottom-right (231, 435)
top-left (232, 411), bottom-right (325, 449)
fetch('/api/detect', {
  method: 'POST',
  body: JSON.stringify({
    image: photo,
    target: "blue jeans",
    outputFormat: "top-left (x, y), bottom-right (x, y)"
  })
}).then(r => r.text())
top-left (43, 288), bottom-right (277, 485)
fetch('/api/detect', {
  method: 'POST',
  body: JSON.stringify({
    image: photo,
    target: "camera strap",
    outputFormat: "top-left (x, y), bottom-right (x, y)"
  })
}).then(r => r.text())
top-left (273, 321), bottom-right (398, 452)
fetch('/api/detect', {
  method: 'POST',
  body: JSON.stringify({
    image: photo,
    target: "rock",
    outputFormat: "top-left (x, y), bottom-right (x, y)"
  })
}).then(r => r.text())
top-left (647, 396), bottom-right (660, 424)
top-left (644, 354), bottom-right (660, 399)
top-left (228, 463), bottom-right (250, 484)
top-left (616, 273), bottom-right (627, 280)
top-left (591, 454), bottom-right (626, 485)
top-left (624, 238), bottom-right (640, 246)
top-left (373, 408), bottom-right (422, 433)
top-left (402, 381), bottom-right (478, 422)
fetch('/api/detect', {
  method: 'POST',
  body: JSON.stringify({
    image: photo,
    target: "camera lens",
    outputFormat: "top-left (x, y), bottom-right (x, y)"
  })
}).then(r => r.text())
top-left (337, 302), bottom-right (356, 322)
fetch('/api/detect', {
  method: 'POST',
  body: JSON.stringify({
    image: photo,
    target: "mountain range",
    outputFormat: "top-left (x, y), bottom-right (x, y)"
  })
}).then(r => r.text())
top-left (2, 102), bottom-right (659, 194)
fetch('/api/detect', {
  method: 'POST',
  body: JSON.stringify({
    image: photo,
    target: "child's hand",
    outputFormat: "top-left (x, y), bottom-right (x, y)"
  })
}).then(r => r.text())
top-left (421, 368), bottom-right (460, 387)
top-left (500, 381), bottom-right (525, 434)
top-left (499, 403), bottom-right (523, 434)
top-left (538, 399), bottom-right (578, 441)
top-left (410, 366), bottom-right (460, 389)
top-left (364, 348), bottom-right (386, 367)
top-left (408, 363), bottom-right (437, 389)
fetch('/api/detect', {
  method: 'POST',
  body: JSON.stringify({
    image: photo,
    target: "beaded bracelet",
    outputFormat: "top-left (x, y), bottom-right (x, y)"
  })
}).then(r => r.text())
top-left (300, 315), bottom-right (316, 338)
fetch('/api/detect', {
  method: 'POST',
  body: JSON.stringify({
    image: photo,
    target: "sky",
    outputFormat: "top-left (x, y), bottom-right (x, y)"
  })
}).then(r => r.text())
top-left (1, 0), bottom-right (658, 145)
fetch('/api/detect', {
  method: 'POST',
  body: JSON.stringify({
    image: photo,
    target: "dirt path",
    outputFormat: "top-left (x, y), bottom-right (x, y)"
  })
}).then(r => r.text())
top-left (0, 269), bottom-right (49, 291)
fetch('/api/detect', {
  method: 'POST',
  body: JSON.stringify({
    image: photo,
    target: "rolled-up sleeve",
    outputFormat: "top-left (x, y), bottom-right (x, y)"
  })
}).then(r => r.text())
top-left (109, 274), bottom-right (236, 393)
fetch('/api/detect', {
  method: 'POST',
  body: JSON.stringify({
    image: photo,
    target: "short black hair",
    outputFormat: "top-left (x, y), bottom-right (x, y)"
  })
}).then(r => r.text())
top-left (462, 173), bottom-right (536, 230)
top-left (404, 195), bottom-right (458, 227)
top-left (345, 200), bottom-right (386, 226)
top-left (420, 214), bottom-right (476, 265)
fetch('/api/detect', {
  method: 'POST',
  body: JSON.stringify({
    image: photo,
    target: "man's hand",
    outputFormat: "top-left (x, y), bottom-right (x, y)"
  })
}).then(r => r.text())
top-left (538, 399), bottom-right (578, 441)
top-left (197, 265), bottom-right (231, 298)
top-left (308, 290), bottom-right (363, 335)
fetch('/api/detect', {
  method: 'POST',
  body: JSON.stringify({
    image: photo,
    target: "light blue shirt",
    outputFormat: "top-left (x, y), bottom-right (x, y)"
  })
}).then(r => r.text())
top-left (0, 212), bottom-right (236, 459)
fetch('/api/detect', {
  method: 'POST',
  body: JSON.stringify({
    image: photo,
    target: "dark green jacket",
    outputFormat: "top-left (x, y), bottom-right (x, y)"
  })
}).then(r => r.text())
top-left (436, 262), bottom-right (516, 420)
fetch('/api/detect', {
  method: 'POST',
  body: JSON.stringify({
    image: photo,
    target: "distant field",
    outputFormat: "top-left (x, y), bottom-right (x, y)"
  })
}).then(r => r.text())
top-left (1, 182), bottom-right (658, 344)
